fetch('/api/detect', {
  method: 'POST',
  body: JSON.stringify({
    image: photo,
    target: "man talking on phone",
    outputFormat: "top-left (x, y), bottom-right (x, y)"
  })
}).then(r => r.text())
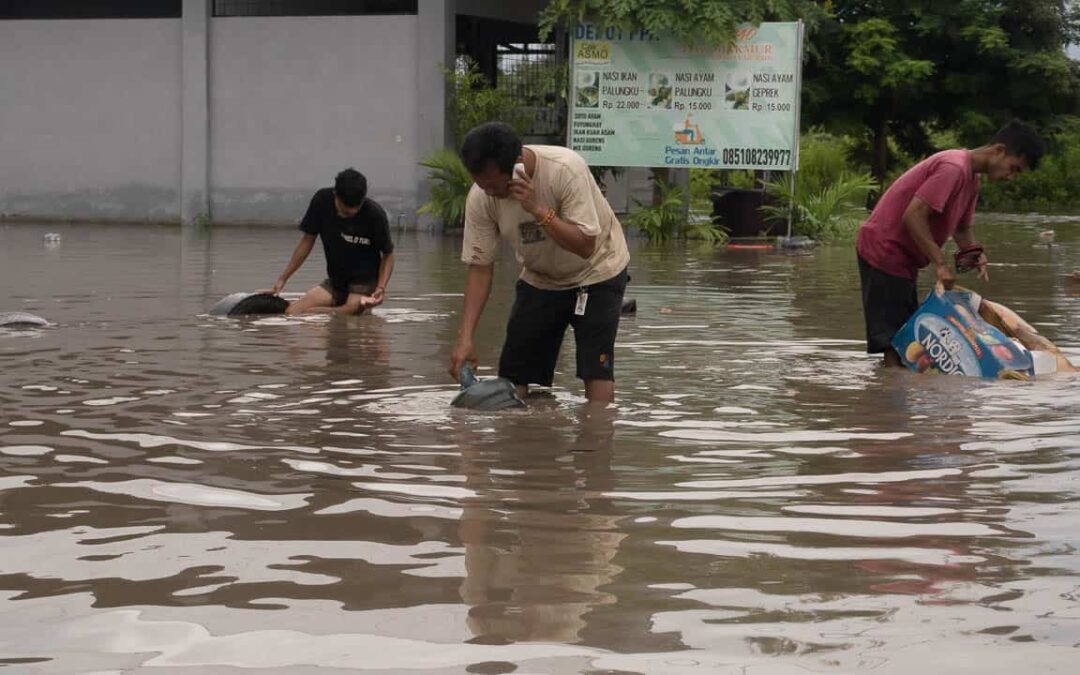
top-left (448, 122), bottom-right (630, 404)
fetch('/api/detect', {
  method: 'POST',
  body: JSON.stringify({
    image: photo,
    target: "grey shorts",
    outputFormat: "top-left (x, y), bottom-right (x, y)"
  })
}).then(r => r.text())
top-left (319, 278), bottom-right (376, 307)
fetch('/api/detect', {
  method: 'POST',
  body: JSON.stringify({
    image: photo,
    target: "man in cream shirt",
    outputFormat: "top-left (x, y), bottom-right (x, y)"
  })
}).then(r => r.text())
top-left (448, 122), bottom-right (630, 403)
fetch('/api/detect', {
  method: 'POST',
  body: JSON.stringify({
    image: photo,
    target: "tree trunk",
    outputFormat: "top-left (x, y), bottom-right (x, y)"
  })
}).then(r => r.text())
top-left (872, 115), bottom-right (888, 187)
top-left (672, 168), bottom-right (690, 222)
top-left (868, 111), bottom-right (889, 208)
top-left (651, 167), bottom-right (671, 206)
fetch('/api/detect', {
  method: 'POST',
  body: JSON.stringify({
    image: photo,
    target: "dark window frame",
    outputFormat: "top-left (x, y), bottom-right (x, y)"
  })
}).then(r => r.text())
top-left (0, 1), bottom-right (181, 19)
top-left (212, 0), bottom-right (417, 17)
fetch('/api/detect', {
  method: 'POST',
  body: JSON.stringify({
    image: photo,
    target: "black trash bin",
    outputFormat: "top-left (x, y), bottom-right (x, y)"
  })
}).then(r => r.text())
top-left (710, 187), bottom-right (772, 238)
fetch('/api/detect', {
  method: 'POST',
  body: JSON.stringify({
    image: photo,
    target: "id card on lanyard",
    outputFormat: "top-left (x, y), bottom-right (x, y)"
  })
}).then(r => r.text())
top-left (575, 288), bottom-right (588, 316)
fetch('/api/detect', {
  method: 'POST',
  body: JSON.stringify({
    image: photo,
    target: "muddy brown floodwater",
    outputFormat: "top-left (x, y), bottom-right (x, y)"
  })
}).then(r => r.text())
top-left (1, 216), bottom-right (1078, 674)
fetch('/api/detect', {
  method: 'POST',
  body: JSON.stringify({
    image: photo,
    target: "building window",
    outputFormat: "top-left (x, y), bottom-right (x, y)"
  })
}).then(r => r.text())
top-left (213, 0), bottom-right (417, 17)
top-left (496, 42), bottom-right (562, 137)
top-left (0, 1), bottom-right (181, 19)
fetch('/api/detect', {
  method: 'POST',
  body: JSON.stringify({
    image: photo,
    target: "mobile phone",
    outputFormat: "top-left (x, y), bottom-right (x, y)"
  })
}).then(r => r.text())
top-left (513, 162), bottom-right (526, 179)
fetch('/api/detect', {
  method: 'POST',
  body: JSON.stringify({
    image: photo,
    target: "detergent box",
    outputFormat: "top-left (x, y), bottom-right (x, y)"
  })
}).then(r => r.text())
top-left (891, 288), bottom-right (1034, 379)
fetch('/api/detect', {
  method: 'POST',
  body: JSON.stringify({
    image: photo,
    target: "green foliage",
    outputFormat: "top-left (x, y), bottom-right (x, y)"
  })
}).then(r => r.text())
top-left (980, 121), bottom-right (1080, 212)
top-left (796, 131), bottom-right (861, 198)
top-left (627, 175), bottom-right (727, 245)
top-left (682, 217), bottom-right (730, 246)
top-left (689, 169), bottom-right (716, 209)
top-left (497, 53), bottom-right (566, 105)
top-left (539, 0), bottom-right (824, 45)
top-left (761, 172), bottom-right (878, 241)
top-left (626, 176), bottom-right (685, 243)
top-left (804, 1), bottom-right (1080, 181)
top-left (844, 18), bottom-right (934, 104)
top-left (447, 57), bottom-right (531, 147)
top-left (754, 131), bottom-right (877, 240)
top-left (497, 52), bottom-right (568, 137)
top-left (418, 148), bottom-right (473, 230)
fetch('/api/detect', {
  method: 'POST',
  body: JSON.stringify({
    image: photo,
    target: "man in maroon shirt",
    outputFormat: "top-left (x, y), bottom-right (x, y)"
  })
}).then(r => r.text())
top-left (856, 120), bottom-right (1045, 366)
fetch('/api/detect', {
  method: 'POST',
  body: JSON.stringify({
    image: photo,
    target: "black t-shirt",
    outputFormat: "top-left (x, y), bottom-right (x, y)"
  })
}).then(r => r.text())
top-left (299, 187), bottom-right (393, 289)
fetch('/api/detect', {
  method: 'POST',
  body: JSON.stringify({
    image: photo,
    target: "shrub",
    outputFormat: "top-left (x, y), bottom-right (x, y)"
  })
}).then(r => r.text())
top-left (418, 148), bottom-right (473, 230)
top-left (627, 175), bottom-right (728, 245)
top-left (760, 171), bottom-right (878, 241)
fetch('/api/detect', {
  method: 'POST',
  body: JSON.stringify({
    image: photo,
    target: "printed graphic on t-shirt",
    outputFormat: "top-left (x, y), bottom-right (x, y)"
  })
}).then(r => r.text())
top-left (340, 232), bottom-right (372, 246)
top-left (519, 221), bottom-right (546, 245)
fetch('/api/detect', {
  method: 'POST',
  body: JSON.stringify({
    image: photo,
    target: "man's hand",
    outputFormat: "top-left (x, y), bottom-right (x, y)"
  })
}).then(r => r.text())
top-left (259, 278), bottom-right (286, 295)
top-left (358, 294), bottom-right (380, 308)
top-left (449, 339), bottom-right (478, 381)
top-left (508, 173), bottom-right (541, 217)
top-left (359, 287), bottom-right (385, 308)
top-left (935, 262), bottom-right (956, 290)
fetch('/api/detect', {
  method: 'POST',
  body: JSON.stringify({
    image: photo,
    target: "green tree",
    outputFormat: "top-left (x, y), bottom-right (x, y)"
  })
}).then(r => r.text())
top-left (540, 0), bottom-right (824, 44)
top-left (448, 57), bottom-right (532, 146)
top-left (804, 1), bottom-right (1080, 183)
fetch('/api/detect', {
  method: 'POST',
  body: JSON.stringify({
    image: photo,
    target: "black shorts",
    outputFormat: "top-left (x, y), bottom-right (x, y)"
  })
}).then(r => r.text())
top-left (858, 254), bottom-right (918, 354)
top-left (320, 278), bottom-right (376, 307)
top-left (498, 268), bottom-right (628, 386)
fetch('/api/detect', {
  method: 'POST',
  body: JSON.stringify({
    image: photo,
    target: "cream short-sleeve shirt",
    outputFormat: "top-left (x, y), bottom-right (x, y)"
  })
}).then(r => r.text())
top-left (461, 145), bottom-right (630, 290)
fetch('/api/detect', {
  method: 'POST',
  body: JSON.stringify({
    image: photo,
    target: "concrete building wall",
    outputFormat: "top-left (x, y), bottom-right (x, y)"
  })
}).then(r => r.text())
top-left (0, 7), bottom-right (572, 227)
top-left (208, 15), bottom-right (419, 224)
top-left (0, 20), bottom-right (182, 221)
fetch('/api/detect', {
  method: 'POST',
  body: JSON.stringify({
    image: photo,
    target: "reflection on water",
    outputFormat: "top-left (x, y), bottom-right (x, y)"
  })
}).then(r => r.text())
top-left (1, 219), bottom-right (1078, 673)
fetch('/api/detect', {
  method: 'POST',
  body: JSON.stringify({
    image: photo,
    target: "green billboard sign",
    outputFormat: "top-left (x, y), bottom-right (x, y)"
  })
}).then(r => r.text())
top-left (568, 22), bottom-right (804, 171)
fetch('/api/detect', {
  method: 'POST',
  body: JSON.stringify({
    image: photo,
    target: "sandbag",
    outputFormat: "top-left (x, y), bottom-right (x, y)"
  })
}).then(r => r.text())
top-left (209, 292), bottom-right (289, 317)
top-left (451, 365), bottom-right (526, 411)
top-left (0, 312), bottom-right (49, 328)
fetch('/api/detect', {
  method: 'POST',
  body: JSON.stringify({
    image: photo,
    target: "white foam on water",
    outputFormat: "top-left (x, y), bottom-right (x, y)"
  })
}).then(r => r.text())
top-left (1, 445), bottom-right (53, 456)
top-left (147, 456), bottom-right (204, 465)
top-left (671, 515), bottom-right (1002, 538)
top-left (314, 497), bottom-right (462, 520)
top-left (782, 504), bottom-right (958, 518)
top-left (82, 397), bottom-right (141, 406)
top-left (62, 430), bottom-right (261, 452)
top-left (678, 467), bottom-right (962, 489)
top-left (54, 455), bottom-right (108, 464)
top-left (55, 479), bottom-right (311, 511)
top-left (0, 476), bottom-right (35, 491)
top-left (352, 482), bottom-right (477, 500)
top-left (658, 538), bottom-right (985, 566)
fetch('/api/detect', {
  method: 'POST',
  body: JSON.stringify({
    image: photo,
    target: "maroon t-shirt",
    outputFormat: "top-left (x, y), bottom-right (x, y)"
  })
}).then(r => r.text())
top-left (856, 150), bottom-right (980, 280)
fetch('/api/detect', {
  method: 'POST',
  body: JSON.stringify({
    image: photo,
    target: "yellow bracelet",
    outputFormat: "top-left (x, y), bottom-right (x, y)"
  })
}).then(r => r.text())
top-left (539, 208), bottom-right (556, 226)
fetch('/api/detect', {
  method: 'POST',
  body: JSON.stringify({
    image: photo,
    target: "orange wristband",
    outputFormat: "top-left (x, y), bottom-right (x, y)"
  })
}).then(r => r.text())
top-left (539, 208), bottom-right (556, 226)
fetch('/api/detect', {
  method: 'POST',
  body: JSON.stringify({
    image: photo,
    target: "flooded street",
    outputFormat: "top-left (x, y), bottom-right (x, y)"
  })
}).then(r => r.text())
top-left (2, 218), bottom-right (1079, 674)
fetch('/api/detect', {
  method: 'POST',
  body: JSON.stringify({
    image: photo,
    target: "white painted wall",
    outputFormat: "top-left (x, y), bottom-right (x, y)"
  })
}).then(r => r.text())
top-left (0, 20), bottom-right (182, 220)
top-left (208, 15), bottom-right (419, 224)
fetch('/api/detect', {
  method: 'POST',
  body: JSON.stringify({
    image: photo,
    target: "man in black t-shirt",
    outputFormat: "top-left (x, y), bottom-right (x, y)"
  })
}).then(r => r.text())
top-left (269, 168), bottom-right (395, 315)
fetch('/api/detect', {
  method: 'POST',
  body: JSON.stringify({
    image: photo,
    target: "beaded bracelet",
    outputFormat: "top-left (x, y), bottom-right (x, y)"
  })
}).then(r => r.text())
top-left (539, 208), bottom-right (556, 227)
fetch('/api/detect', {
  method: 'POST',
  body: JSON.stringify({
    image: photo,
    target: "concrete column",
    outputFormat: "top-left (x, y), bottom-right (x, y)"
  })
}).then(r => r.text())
top-left (416, 0), bottom-right (455, 229)
top-left (181, 0), bottom-right (210, 226)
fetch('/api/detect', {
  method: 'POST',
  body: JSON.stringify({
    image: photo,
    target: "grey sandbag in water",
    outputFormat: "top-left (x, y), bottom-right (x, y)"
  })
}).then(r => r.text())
top-left (209, 292), bottom-right (290, 317)
top-left (451, 364), bottom-right (526, 411)
top-left (0, 312), bottom-right (49, 328)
